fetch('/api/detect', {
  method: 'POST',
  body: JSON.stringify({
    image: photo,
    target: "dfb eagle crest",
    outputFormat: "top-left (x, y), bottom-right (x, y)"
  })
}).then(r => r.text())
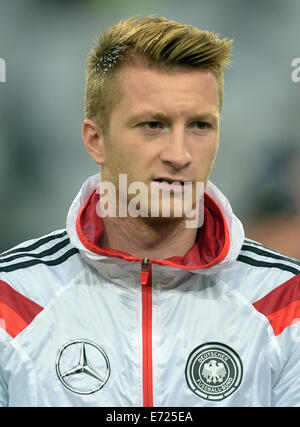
top-left (201, 360), bottom-right (226, 383)
top-left (185, 342), bottom-right (243, 401)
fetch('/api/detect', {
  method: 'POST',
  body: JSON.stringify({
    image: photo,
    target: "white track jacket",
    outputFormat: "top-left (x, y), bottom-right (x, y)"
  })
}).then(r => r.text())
top-left (0, 174), bottom-right (299, 407)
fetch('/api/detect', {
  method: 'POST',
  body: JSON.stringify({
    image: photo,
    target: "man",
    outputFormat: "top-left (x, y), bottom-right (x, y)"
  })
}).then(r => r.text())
top-left (0, 16), bottom-right (299, 407)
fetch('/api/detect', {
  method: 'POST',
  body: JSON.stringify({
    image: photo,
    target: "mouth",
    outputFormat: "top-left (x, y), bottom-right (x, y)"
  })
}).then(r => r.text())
top-left (152, 177), bottom-right (191, 186)
top-left (151, 177), bottom-right (193, 193)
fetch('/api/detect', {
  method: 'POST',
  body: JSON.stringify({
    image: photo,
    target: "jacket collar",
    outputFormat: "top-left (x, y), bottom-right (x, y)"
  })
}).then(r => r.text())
top-left (66, 174), bottom-right (244, 286)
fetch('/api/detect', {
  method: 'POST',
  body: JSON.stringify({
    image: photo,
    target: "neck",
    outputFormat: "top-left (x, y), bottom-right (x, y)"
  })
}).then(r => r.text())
top-left (99, 215), bottom-right (198, 260)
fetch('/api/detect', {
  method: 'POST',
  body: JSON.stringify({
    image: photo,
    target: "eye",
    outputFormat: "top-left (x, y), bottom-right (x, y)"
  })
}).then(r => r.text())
top-left (139, 121), bottom-right (163, 131)
top-left (191, 121), bottom-right (212, 130)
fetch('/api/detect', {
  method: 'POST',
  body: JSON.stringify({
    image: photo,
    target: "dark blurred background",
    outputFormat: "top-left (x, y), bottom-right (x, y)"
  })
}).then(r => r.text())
top-left (0, 0), bottom-right (299, 258)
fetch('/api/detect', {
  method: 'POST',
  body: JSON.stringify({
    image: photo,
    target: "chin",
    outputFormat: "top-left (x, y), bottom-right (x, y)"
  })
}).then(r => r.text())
top-left (141, 214), bottom-right (184, 228)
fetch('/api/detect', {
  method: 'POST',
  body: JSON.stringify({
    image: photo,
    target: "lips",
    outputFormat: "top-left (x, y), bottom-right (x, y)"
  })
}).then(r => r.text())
top-left (151, 178), bottom-right (192, 193)
top-left (152, 177), bottom-right (189, 185)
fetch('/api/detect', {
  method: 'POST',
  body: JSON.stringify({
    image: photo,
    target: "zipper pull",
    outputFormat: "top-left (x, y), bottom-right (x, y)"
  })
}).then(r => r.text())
top-left (140, 258), bottom-right (152, 285)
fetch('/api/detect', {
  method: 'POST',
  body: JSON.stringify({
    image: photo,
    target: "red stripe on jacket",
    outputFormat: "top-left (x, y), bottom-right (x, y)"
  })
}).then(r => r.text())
top-left (253, 274), bottom-right (300, 336)
top-left (0, 280), bottom-right (43, 338)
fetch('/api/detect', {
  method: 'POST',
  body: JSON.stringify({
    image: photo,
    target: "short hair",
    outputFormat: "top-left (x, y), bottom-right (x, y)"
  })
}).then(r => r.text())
top-left (85, 15), bottom-right (233, 134)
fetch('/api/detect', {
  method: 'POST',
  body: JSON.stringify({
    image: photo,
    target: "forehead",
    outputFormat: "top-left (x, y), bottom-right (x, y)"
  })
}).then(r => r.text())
top-left (114, 63), bottom-right (219, 117)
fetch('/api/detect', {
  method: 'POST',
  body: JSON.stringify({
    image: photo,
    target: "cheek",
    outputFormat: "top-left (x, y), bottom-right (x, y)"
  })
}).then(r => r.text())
top-left (103, 143), bottom-right (147, 183)
top-left (194, 141), bottom-right (218, 172)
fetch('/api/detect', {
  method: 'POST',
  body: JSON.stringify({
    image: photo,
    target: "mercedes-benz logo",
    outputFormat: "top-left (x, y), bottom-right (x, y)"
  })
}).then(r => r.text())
top-left (56, 339), bottom-right (110, 395)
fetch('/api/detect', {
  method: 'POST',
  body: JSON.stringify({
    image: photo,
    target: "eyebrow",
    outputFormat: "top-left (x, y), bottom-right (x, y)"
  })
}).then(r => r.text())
top-left (125, 111), bottom-right (219, 126)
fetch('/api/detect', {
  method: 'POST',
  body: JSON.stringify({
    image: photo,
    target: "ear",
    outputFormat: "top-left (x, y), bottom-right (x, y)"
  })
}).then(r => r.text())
top-left (82, 119), bottom-right (105, 165)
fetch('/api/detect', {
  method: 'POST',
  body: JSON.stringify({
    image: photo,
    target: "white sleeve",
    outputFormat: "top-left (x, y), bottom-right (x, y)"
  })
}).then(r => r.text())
top-left (0, 330), bottom-right (10, 407)
top-left (272, 323), bottom-right (300, 406)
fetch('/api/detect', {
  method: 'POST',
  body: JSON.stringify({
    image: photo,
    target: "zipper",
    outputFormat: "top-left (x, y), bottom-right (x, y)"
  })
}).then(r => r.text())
top-left (140, 258), bottom-right (153, 407)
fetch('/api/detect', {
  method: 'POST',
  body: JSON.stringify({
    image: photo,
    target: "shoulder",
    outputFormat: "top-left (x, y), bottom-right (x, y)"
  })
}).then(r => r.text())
top-left (0, 229), bottom-right (78, 274)
top-left (238, 237), bottom-right (300, 276)
top-left (236, 237), bottom-right (300, 338)
top-left (0, 229), bottom-right (81, 339)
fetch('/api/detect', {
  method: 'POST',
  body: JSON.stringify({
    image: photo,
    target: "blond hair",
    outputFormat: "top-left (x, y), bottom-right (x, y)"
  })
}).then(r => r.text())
top-left (85, 16), bottom-right (233, 133)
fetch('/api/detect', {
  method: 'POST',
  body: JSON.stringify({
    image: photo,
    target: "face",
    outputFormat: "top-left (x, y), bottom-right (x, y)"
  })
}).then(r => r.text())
top-left (87, 63), bottom-right (220, 222)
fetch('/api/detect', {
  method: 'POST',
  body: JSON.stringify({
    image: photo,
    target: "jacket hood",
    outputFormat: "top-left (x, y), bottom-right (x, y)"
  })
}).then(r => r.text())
top-left (66, 174), bottom-right (245, 286)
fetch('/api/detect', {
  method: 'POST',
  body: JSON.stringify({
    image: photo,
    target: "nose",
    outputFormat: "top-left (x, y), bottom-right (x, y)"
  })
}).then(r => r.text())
top-left (159, 127), bottom-right (192, 171)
